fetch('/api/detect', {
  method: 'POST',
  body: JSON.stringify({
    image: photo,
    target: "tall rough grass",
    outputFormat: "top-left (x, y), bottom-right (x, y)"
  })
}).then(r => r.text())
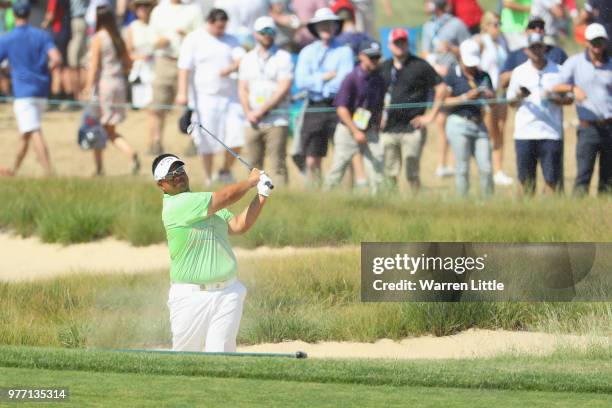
top-left (0, 252), bottom-right (609, 349)
top-left (0, 178), bottom-right (610, 246)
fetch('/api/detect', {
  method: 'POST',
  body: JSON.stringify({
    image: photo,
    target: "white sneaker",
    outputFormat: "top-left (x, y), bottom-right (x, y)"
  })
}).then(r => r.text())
top-left (494, 171), bottom-right (513, 186)
top-left (435, 166), bottom-right (455, 178)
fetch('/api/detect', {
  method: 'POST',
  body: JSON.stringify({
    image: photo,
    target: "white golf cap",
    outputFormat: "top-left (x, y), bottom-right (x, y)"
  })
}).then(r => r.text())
top-left (153, 155), bottom-right (185, 181)
top-left (254, 16), bottom-right (276, 32)
top-left (460, 39), bottom-right (481, 67)
top-left (585, 23), bottom-right (609, 41)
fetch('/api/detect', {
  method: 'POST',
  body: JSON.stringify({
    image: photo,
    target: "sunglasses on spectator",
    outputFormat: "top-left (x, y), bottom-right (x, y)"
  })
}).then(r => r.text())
top-left (163, 166), bottom-right (186, 180)
top-left (527, 22), bottom-right (545, 30)
top-left (368, 55), bottom-right (382, 61)
top-left (257, 28), bottom-right (276, 37)
top-left (589, 38), bottom-right (607, 48)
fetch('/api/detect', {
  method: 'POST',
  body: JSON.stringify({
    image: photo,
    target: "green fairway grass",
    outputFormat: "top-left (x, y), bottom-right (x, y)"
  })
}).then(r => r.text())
top-left (1, 258), bottom-right (610, 347)
top-left (1, 366), bottom-right (610, 408)
top-left (1, 178), bottom-right (610, 246)
top-left (0, 345), bottom-right (610, 394)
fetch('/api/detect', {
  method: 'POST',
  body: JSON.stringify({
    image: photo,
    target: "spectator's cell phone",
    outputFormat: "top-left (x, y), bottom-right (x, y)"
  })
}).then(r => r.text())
top-left (519, 86), bottom-right (531, 97)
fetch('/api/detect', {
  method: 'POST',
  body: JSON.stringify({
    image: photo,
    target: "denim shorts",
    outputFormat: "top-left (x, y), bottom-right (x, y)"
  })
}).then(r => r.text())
top-left (515, 139), bottom-right (562, 184)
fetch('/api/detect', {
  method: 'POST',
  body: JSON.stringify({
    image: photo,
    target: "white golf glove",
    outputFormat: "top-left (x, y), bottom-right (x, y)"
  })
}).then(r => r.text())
top-left (257, 172), bottom-right (273, 197)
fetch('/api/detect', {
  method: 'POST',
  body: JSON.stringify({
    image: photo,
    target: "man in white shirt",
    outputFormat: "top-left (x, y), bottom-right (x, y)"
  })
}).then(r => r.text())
top-left (507, 32), bottom-right (570, 195)
top-left (148, 0), bottom-right (202, 155)
top-left (238, 16), bottom-right (293, 186)
top-left (176, 8), bottom-right (247, 185)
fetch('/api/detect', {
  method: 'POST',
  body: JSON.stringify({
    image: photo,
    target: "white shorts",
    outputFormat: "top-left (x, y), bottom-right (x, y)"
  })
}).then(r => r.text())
top-left (13, 98), bottom-right (45, 134)
top-left (167, 278), bottom-right (247, 352)
top-left (191, 95), bottom-right (245, 154)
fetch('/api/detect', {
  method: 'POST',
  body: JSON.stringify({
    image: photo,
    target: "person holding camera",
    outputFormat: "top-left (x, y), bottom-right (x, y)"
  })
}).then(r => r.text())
top-left (443, 39), bottom-right (495, 197)
top-left (507, 33), bottom-right (570, 196)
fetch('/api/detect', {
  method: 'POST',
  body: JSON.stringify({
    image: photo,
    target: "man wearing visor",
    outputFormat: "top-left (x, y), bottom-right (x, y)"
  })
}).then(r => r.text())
top-left (152, 154), bottom-right (272, 352)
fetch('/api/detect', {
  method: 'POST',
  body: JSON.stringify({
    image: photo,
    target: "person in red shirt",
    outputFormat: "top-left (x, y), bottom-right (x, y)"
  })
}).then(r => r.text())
top-left (41, 0), bottom-right (72, 105)
top-left (448, 0), bottom-right (483, 35)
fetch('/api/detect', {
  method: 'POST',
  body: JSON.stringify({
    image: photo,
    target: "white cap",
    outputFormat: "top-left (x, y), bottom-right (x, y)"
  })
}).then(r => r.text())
top-left (459, 39), bottom-right (481, 68)
top-left (254, 16), bottom-right (276, 32)
top-left (153, 155), bottom-right (185, 181)
top-left (585, 23), bottom-right (609, 41)
top-left (309, 7), bottom-right (342, 24)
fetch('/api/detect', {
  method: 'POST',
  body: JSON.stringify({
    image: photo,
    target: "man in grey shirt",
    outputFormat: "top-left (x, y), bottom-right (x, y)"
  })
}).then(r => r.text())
top-left (553, 23), bottom-right (611, 195)
top-left (421, 0), bottom-right (470, 76)
top-left (421, 0), bottom-right (470, 179)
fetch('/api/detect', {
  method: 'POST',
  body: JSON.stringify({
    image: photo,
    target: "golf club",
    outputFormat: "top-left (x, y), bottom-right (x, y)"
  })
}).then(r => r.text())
top-left (187, 121), bottom-right (274, 189)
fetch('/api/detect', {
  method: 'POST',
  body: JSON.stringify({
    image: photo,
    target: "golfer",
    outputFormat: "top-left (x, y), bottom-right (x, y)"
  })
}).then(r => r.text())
top-left (152, 154), bottom-right (272, 352)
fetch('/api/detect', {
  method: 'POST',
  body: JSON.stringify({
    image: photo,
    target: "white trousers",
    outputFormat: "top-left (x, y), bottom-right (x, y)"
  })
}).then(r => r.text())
top-left (167, 279), bottom-right (247, 352)
top-left (191, 95), bottom-right (245, 154)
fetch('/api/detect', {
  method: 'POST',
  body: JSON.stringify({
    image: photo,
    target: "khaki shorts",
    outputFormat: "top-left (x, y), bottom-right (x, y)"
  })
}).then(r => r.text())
top-left (245, 125), bottom-right (289, 185)
top-left (151, 57), bottom-right (178, 110)
top-left (68, 17), bottom-right (87, 68)
top-left (381, 129), bottom-right (426, 183)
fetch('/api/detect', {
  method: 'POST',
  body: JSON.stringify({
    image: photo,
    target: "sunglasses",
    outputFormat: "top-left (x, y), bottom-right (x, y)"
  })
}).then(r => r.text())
top-left (368, 55), bottom-right (381, 61)
top-left (257, 28), bottom-right (276, 37)
top-left (163, 166), bottom-right (186, 180)
top-left (527, 22), bottom-right (545, 30)
top-left (589, 38), bottom-right (607, 48)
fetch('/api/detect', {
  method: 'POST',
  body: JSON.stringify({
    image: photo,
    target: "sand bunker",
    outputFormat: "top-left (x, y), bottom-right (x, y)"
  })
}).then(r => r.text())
top-left (237, 329), bottom-right (608, 359)
top-left (0, 232), bottom-right (355, 282)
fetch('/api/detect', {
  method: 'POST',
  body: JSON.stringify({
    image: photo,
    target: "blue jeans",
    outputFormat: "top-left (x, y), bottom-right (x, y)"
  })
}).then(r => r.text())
top-left (446, 115), bottom-right (493, 197)
top-left (574, 123), bottom-right (612, 195)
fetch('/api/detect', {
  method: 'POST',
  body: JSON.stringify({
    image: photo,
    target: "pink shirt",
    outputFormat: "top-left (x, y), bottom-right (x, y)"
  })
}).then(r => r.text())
top-left (292, 0), bottom-right (328, 47)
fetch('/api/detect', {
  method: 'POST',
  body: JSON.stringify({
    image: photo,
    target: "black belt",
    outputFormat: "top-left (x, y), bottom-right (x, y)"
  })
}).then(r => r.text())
top-left (308, 98), bottom-right (335, 106)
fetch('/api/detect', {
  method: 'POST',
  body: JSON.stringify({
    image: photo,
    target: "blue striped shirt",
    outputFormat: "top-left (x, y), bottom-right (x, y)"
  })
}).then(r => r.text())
top-left (559, 51), bottom-right (612, 121)
top-left (295, 38), bottom-right (354, 101)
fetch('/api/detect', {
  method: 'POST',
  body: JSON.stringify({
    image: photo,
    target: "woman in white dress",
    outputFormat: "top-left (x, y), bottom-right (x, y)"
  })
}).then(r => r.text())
top-left (126, 0), bottom-right (156, 111)
top-left (474, 11), bottom-right (513, 186)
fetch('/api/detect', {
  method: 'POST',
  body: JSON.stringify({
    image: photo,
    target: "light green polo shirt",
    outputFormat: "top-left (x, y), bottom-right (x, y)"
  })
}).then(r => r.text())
top-left (501, 0), bottom-right (531, 34)
top-left (162, 191), bottom-right (237, 284)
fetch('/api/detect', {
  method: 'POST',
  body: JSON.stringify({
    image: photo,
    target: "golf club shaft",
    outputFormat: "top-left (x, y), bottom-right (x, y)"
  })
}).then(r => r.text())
top-left (190, 122), bottom-right (274, 189)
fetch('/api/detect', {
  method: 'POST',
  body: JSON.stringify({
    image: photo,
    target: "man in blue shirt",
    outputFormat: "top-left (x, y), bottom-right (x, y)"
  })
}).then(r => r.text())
top-left (295, 7), bottom-right (354, 186)
top-left (552, 23), bottom-right (612, 195)
top-left (0, 0), bottom-right (60, 177)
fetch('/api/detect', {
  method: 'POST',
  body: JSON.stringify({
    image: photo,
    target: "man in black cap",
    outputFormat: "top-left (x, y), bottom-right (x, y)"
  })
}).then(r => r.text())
top-left (0, 0), bottom-right (61, 177)
top-left (324, 39), bottom-right (386, 193)
top-left (499, 15), bottom-right (568, 89)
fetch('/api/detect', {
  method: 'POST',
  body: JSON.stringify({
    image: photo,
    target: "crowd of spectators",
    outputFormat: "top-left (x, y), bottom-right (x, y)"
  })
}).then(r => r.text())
top-left (0, 0), bottom-right (610, 196)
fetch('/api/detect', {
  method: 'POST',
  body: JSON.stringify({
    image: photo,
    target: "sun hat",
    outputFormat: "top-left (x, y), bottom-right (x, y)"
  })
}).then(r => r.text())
top-left (307, 7), bottom-right (343, 39)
